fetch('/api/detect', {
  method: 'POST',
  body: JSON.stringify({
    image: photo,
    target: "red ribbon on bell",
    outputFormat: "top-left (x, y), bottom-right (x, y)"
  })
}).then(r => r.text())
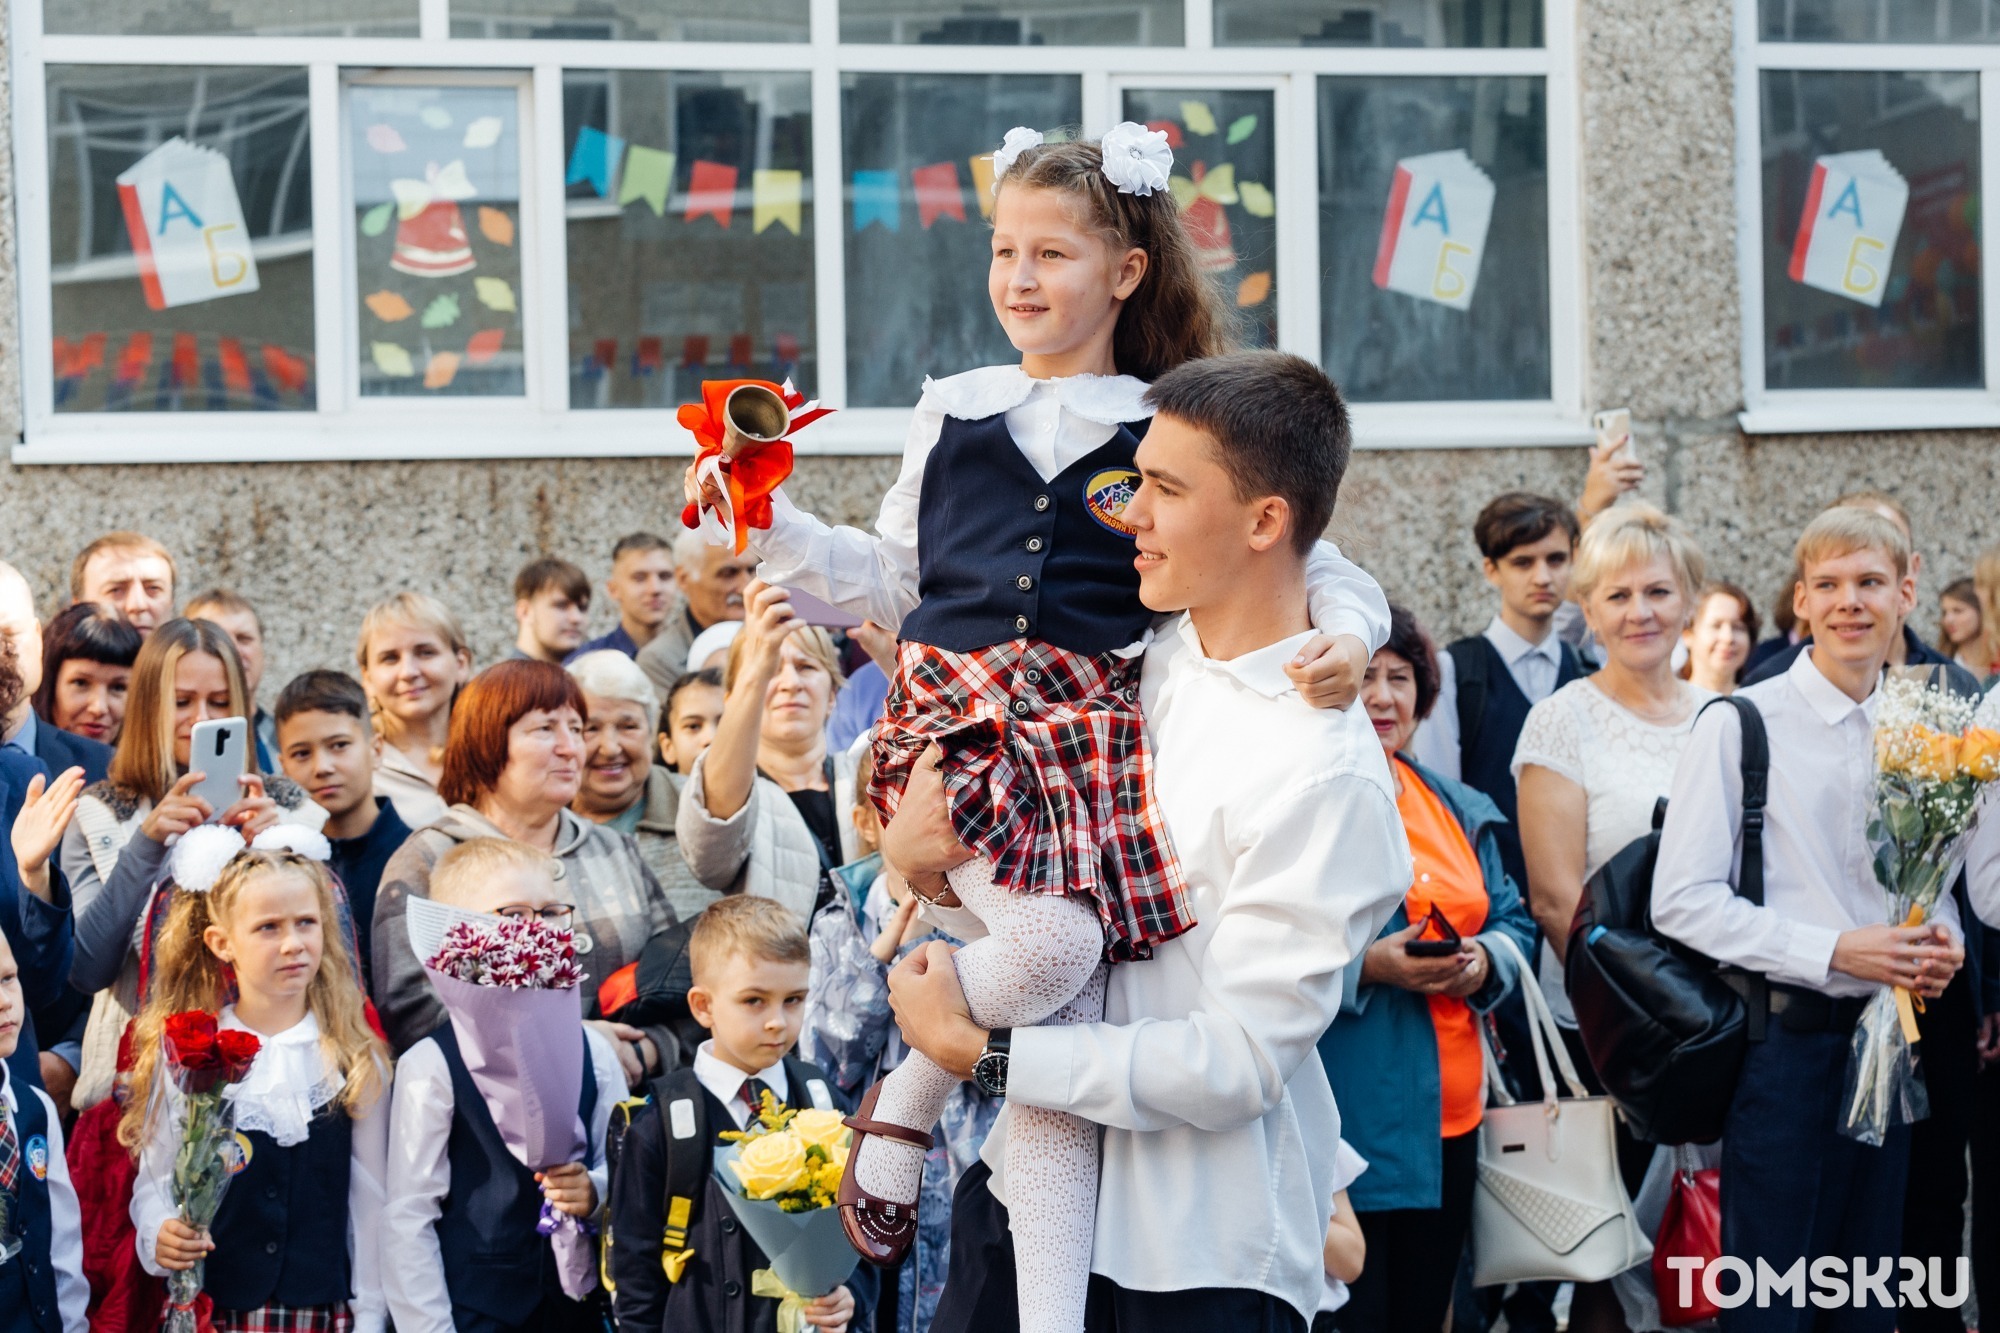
top-left (678, 379), bottom-right (831, 554)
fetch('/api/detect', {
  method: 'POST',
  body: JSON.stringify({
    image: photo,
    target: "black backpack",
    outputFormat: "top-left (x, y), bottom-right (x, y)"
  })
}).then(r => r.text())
top-left (1564, 695), bottom-right (1770, 1146)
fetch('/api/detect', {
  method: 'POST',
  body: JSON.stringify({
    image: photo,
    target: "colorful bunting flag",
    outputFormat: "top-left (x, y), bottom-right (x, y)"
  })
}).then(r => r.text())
top-left (728, 333), bottom-right (753, 366)
top-left (682, 335), bottom-right (710, 367)
top-left (686, 161), bottom-right (740, 227)
top-left (913, 161), bottom-right (967, 229)
top-left (262, 343), bottom-right (308, 394)
top-left (753, 170), bottom-right (803, 234)
top-left (171, 332), bottom-right (200, 388)
top-left (774, 332), bottom-right (800, 364)
top-left (620, 147), bottom-right (676, 216)
top-left (566, 127), bottom-right (624, 199)
top-left (593, 338), bottom-right (617, 370)
top-left (969, 154), bottom-right (999, 218)
top-left (853, 170), bottom-right (900, 232)
top-left (115, 332), bottom-right (154, 385)
top-left (218, 337), bottom-right (251, 395)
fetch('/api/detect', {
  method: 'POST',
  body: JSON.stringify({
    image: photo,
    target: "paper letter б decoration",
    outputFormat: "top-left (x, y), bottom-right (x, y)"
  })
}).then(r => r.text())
top-left (679, 380), bottom-right (834, 554)
top-left (1789, 150), bottom-right (1908, 308)
top-left (116, 138), bottom-right (262, 311)
top-left (1372, 149), bottom-right (1495, 311)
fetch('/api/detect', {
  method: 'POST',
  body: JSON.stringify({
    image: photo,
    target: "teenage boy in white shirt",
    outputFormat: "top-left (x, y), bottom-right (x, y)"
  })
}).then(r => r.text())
top-left (882, 350), bottom-right (1411, 1333)
top-left (1653, 506), bottom-right (1963, 1333)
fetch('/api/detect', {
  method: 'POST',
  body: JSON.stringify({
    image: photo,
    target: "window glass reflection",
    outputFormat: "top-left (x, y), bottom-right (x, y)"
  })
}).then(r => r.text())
top-left (1215, 0), bottom-right (1540, 47)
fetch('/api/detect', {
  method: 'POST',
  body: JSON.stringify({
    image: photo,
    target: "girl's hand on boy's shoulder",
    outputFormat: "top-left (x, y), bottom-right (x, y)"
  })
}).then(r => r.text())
top-left (1287, 633), bottom-right (1367, 710)
top-left (535, 1161), bottom-right (598, 1217)
top-left (869, 894), bottom-right (924, 964)
top-left (155, 1218), bottom-right (212, 1270)
top-left (802, 1285), bottom-right (854, 1331)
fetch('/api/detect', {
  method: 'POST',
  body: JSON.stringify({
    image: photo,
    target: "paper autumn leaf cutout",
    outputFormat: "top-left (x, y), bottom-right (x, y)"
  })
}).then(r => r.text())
top-left (1180, 101), bottom-right (1218, 136)
top-left (371, 342), bottom-right (415, 377)
top-left (1236, 271), bottom-right (1272, 307)
top-left (1239, 181), bottom-right (1275, 218)
top-left (365, 291), bottom-right (415, 322)
top-left (478, 207), bottom-right (514, 246)
top-left (474, 277), bottom-right (517, 312)
top-left (360, 203), bottom-right (395, 237)
top-left (421, 294), bottom-right (461, 328)
top-left (424, 351), bottom-right (461, 389)
top-left (420, 106), bottom-right (453, 130)
top-left (463, 116), bottom-right (504, 149)
top-left (366, 124), bottom-right (407, 154)
top-left (1226, 115), bottom-right (1259, 145)
top-left (466, 328), bottom-right (505, 364)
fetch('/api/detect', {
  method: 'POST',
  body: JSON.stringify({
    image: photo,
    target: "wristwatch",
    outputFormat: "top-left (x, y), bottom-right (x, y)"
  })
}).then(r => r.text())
top-left (972, 1028), bottom-right (1012, 1098)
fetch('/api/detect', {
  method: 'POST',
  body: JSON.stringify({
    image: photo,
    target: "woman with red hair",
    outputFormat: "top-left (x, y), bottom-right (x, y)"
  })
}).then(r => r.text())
top-left (369, 659), bottom-right (675, 1083)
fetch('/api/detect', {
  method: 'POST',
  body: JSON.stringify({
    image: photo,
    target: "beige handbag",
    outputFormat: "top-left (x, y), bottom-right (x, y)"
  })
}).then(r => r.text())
top-left (1470, 933), bottom-right (1652, 1287)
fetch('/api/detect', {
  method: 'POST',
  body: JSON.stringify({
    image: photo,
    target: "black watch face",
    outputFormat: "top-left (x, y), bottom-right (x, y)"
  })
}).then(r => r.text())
top-left (974, 1051), bottom-right (1007, 1095)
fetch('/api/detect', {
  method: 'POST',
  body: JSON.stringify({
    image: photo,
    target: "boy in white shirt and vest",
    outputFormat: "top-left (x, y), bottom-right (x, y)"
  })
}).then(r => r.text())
top-left (1653, 506), bottom-right (1963, 1333)
top-left (882, 350), bottom-right (1411, 1333)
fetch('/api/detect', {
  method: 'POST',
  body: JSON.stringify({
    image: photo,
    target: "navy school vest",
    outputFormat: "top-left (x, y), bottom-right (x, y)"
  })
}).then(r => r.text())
top-left (433, 1021), bottom-right (599, 1328)
top-left (205, 1107), bottom-right (354, 1312)
top-left (1448, 634), bottom-right (1584, 895)
top-left (0, 1085), bottom-right (61, 1333)
top-left (897, 412), bottom-right (1154, 657)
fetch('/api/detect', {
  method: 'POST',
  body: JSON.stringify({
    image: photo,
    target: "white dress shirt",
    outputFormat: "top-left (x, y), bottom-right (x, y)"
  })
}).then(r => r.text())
top-left (1958, 688), bottom-right (2000, 928)
top-left (693, 1039), bottom-right (794, 1130)
top-left (1411, 615), bottom-right (1571, 779)
top-left (1653, 649), bottom-right (1961, 995)
top-left (381, 1026), bottom-right (624, 1333)
top-left (978, 613), bottom-right (1411, 1322)
top-left (2, 1064), bottom-right (88, 1333)
top-left (131, 1010), bottom-right (389, 1332)
top-left (750, 364), bottom-right (1390, 653)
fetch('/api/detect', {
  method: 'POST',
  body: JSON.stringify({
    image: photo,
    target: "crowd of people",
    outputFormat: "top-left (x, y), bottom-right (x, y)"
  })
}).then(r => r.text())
top-left (2, 122), bottom-right (1999, 1333)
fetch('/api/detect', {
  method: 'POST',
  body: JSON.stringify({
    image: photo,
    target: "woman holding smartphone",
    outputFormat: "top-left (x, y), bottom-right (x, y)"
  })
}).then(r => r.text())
top-left (1513, 504), bottom-right (1712, 1332)
top-left (1316, 605), bottom-right (1535, 1333)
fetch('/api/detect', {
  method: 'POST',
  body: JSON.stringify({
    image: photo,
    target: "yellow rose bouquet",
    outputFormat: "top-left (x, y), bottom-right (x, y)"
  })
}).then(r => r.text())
top-left (714, 1092), bottom-right (859, 1331)
top-left (1841, 674), bottom-right (2000, 1144)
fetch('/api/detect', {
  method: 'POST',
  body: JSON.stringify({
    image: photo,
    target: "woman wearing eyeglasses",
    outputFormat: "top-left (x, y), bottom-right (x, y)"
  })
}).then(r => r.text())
top-left (369, 659), bottom-right (677, 1089)
top-left (1315, 605), bottom-right (1536, 1333)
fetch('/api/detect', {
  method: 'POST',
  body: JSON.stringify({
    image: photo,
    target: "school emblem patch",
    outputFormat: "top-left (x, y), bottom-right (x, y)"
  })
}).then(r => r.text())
top-left (1083, 468), bottom-right (1140, 536)
top-left (223, 1132), bottom-right (254, 1177)
top-left (25, 1135), bottom-right (48, 1181)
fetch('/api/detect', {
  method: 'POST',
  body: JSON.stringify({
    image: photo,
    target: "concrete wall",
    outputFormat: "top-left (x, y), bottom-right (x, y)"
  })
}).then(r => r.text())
top-left (5, 0), bottom-right (1997, 695)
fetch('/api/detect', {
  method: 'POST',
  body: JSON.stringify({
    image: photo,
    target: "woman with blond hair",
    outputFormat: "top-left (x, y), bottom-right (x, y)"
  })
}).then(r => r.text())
top-left (1969, 546), bottom-right (2000, 681)
top-left (1513, 503), bottom-right (1715, 1332)
top-left (677, 581), bottom-right (863, 923)
top-left (355, 591), bottom-right (472, 828)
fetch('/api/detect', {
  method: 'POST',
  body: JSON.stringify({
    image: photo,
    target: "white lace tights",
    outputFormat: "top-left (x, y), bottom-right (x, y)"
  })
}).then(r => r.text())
top-left (853, 854), bottom-right (1106, 1333)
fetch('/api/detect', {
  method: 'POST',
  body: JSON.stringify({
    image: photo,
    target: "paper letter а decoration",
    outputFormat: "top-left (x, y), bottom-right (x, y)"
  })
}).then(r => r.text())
top-left (1372, 149), bottom-right (1494, 312)
top-left (116, 138), bottom-right (262, 311)
top-left (1788, 151), bottom-right (1908, 308)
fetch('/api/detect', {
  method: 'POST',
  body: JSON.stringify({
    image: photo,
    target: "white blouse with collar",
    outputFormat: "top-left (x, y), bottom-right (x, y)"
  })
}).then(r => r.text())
top-left (131, 1008), bottom-right (389, 1333)
top-left (752, 363), bottom-right (1390, 654)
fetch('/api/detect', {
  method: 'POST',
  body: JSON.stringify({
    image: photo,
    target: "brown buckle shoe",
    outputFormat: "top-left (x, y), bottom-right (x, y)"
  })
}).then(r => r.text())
top-left (836, 1079), bottom-right (935, 1268)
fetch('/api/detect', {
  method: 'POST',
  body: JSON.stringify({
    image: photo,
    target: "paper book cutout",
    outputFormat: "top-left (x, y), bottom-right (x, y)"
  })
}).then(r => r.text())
top-left (853, 171), bottom-right (900, 231)
top-left (913, 161), bottom-right (967, 229)
top-left (1788, 150), bottom-right (1908, 308)
top-left (687, 161), bottom-right (740, 227)
top-left (115, 138), bottom-right (261, 311)
top-left (753, 170), bottom-right (803, 234)
top-left (1372, 149), bottom-right (1495, 311)
top-left (620, 147), bottom-right (675, 216)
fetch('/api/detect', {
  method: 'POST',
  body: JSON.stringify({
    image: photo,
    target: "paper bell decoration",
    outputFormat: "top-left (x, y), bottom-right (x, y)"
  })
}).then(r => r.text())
top-left (116, 138), bottom-right (261, 311)
top-left (1788, 150), bottom-right (1908, 309)
top-left (388, 161), bottom-right (479, 279)
top-left (1372, 149), bottom-right (1495, 312)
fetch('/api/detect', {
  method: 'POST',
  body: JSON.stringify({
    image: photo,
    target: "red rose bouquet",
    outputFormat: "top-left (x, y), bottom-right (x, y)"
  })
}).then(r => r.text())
top-left (159, 1011), bottom-right (261, 1333)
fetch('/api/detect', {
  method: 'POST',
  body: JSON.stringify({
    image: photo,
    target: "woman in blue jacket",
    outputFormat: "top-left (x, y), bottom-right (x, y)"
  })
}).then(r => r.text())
top-left (1318, 606), bottom-right (1536, 1333)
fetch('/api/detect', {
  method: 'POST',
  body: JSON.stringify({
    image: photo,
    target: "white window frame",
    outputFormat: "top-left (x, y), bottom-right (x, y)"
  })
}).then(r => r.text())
top-left (10, 0), bottom-right (1589, 463)
top-left (1734, 0), bottom-right (2000, 435)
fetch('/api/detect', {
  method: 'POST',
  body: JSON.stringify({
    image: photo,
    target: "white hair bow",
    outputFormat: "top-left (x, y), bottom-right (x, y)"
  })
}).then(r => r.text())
top-left (990, 126), bottom-right (1045, 184)
top-left (1098, 122), bottom-right (1173, 197)
top-left (169, 821), bottom-right (331, 894)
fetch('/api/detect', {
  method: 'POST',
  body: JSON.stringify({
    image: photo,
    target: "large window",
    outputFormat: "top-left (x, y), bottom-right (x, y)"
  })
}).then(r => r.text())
top-left (14, 0), bottom-right (1583, 461)
top-left (1736, 0), bottom-right (2000, 431)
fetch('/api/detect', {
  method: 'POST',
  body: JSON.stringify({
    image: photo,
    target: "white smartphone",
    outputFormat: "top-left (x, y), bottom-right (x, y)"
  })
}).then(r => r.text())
top-left (1593, 407), bottom-right (1636, 463)
top-left (781, 586), bottom-right (864, 631)
top-left (188, 717), bottom-right (251, 819)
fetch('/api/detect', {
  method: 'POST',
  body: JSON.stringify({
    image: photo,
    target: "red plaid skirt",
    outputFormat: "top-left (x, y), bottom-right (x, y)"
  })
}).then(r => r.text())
top-left (204, 1303), bottom-right (354, 1333)
top-left (869, 639), bottom-right (1194, 961)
